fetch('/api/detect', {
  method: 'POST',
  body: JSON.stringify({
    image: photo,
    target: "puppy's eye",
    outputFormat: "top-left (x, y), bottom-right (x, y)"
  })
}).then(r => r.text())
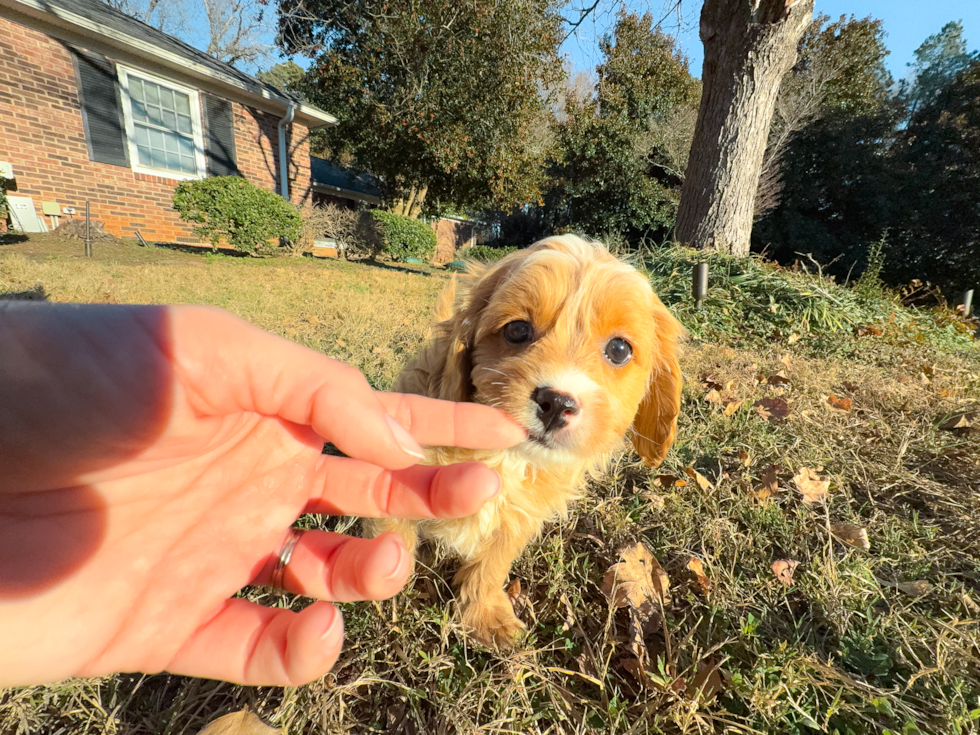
top-left (604, 337), bottom-right (633, 366)
top-left (502, 320), bottom-right (533, 345)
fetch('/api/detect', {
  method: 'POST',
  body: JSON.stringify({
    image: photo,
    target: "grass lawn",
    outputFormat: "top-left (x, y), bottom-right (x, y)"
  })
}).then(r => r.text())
top-left (2, 235), bottom-right (980, 735)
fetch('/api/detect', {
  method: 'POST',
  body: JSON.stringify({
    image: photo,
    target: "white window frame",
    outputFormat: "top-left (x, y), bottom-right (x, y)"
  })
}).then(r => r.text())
top-left (116, 65), bottom-right (207, 181)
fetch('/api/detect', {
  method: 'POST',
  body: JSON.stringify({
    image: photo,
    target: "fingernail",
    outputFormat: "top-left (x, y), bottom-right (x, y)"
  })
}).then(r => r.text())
top-left (383, 536), bottom-right (407, 580)
top-left (385, 415), bottom-right (425, 460)
top-left (478, 470), bottom-right (502, 501)
top-left (320, 605), bottom-right (343, 644)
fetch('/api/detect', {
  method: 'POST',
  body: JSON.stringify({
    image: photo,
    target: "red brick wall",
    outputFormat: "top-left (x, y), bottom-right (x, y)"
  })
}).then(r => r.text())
top-left (0, 16), bottom-right (311, 242)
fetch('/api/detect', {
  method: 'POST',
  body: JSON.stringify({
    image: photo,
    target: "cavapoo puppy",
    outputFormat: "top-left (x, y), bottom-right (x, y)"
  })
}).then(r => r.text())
top-left (367, 234), bottom-right (684, 647)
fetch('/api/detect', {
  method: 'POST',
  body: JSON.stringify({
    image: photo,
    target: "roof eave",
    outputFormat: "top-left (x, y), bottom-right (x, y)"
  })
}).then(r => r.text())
top-left (0, 0), bottom-right (337, 128)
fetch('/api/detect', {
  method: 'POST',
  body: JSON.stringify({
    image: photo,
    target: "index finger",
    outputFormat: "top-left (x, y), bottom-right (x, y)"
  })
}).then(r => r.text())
top-left (377, 392), bottom-right (526, 449)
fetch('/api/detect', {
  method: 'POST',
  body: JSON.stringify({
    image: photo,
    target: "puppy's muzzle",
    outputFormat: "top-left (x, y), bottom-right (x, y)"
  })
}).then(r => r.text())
top-left (532, 387), bottom-right (580, 433)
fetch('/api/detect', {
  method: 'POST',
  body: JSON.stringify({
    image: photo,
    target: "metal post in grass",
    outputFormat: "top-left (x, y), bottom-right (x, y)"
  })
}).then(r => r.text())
top-left (693, 262), bottom-right (708, 309)
top-left (961, 289), bottom-right (974, 318)
top-left (84, 200), bottom-right (91, 258)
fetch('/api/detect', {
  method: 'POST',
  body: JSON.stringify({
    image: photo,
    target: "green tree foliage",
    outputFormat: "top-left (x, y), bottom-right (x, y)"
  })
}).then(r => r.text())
top-left (888, 60), bottom-right (980, 294)
top-left (256, 61), bottom-right (305, 97)
top-left (172, 177), bottom-right (302, 254)
top-left (278, 0), bottom-right (564, 215)
top-left (899, 21), bottom-right (978, 120)
top-left (545, 11), bottom-right (700, 239)
top-left (754, 14), bottom-right (898, 275)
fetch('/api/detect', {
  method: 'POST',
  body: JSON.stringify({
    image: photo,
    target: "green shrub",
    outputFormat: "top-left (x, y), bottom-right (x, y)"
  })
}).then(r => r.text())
top-left (458, 244), bottom-right (518, 262)
top-left (172, 177), bottom-right (302, 255)
top-left (370, 210), bottom-right (437, 262)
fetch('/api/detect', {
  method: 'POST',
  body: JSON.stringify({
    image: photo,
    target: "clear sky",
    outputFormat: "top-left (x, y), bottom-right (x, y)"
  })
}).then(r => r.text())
top-left (561, 0), bottom-right (979, 82)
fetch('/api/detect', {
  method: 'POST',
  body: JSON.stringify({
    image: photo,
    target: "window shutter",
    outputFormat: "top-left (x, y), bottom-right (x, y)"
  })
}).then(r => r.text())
top-left (203, 95), bottom-right (239, 177)
top-left (71, 49), bottom-right (130, 168)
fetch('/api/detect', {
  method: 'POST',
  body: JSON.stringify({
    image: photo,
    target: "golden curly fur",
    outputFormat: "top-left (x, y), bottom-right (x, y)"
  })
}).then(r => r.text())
top-left (367, 235), bottom-right (684, 646)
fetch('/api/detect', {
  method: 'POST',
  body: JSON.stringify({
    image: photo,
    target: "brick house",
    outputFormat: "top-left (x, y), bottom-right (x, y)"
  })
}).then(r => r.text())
top-left (0, 0), bottom-right (335, 242)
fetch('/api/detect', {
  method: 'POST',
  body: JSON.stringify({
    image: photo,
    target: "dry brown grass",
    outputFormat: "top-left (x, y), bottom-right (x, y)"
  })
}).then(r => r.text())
top-left (2, 237), bottom-right (980, 735)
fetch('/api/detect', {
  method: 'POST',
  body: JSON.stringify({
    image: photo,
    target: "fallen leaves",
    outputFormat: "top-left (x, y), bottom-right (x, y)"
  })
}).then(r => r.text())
top-left (794, 467), bottom-right (830, 506)
top-left (602, 543), bottom-right (670, 611)
top-left (939, 412), bottom-right (976, 431)
top-left (754, 397), bottom-right (790, 423)
top-left (756, 465), bottom-right (780, 500)
top-left (877, 578), bottom-right (935, 597)
top-left (602, 543), bottom-right (670, 691)
top-left (831, 524), bottom-right (870, 550)
top-left (826, 393), bottom-right (853, 412)
top-left (771, 559), bottom-right (800, 587)
top-left (686, 556), bottom-right (712, 595)
top-left (684, 467), bottom-right (713, 491)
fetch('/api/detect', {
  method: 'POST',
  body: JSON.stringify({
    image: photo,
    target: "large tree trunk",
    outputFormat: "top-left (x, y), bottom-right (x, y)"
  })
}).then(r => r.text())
top-left (675, 0), bottom-right (814, 255)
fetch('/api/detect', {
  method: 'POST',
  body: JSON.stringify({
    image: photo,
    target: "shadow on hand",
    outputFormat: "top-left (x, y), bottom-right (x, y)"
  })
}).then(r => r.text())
top-left (0, 304), bottom-right (174, 597)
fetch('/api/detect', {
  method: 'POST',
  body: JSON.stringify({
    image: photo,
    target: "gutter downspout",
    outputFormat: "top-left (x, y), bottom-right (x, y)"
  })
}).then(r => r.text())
top-left (277, 102), bottom-right (297, 202)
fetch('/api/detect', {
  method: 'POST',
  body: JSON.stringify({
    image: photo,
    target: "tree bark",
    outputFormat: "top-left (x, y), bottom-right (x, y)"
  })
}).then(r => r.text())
top-left (675, 0), bottom-right (814, 255)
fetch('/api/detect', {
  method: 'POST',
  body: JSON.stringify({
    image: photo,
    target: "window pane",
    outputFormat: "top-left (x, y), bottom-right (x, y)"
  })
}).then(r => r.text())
top-left (137, 145), bottom-right (151, 166)
top-left (130, 78), bottom-right (144, 101)
top-left (147, 104), bottom-right (164, 127)
top-left (166, 151), bottom-right (182, 170)
top-left (161, 108), bottom-right (177, 130)
top-left (132, 100), bottom-right (148, 123)
top-left (180, 155), bottom-right (196, 173)
top-left (133, 126), bottom-right (148, 147)
top-left (150, 147), bottom-right (166, 169)
top-left (148, 128), bottom-right (165, 150)
top-left (174, 94), bottom-right (191, 115)
top-left (144, 82), bottom-right (159, 106)
top-left (178, 138), bottom-right (195, 158)
top-left (177, 114), bottom-right (192, 135)
top-left (163, 132), bottom-right (181, 153)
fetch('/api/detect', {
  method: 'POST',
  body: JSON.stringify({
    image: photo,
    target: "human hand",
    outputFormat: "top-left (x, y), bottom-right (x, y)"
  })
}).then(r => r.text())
top-left (0, 304), bottom-right (525, 687)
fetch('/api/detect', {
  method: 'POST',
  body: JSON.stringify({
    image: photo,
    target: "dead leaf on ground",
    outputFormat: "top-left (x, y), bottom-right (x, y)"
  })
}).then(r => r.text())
top-left (767, 372), bottom-right (793, 388)
top-left (771, 560), bottom-right (800, 587)
top-left (756, 465), bottom-right (780, 500)
top-left (642, 492), bottom-right (666, 511)
top-left (827, 394), bottom-right (853, 412)
top-left (619, 657), bottom-right (658, 690)
top-left (876, 578), bottom-right (934, 597)
top-left (724, 399), bottom-right (744, 416)
top-left (506, 578), bottom-right (530, 618)
top-left (700, 373), bottom-right (724, 391)
top-left (686, 556), bottom-right (712, 595)
top-left (754, 397), bottom-right (790, 423)
top-left (654, 474), bottom-right (686, 488)
top-left (196, 710), bottom-right (280, 735)
top-left (684, 467), bottom-right (713, 491)
top-left (960, 593), bottom-right (980, 615)
top-left (602, 543), bottom-right (670, 609)
top-left (939, 413), bottom-right (975, 431)
top-left (855, 324), bottom-right (882, 337)
top-left (685, 658), bottom-right (725, 702)
top-left (738, 450), bottom-right (751, 466)
top-left (831, 524), bottom-right (870, 550)
top-left (794, 467), bottom-right (830, 506)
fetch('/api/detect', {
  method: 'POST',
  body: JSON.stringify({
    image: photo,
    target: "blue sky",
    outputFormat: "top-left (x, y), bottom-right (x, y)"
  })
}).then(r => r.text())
top-left (561, 0), bottom-right (979, 82)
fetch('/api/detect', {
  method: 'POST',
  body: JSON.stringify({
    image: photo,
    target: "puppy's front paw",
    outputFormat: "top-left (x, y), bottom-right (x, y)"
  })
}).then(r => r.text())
top-left (462, 598), bottom-right (527, 649)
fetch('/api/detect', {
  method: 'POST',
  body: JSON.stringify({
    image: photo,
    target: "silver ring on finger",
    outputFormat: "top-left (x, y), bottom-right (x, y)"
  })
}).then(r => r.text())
top-left (270, 527), bottom-right (303, 594)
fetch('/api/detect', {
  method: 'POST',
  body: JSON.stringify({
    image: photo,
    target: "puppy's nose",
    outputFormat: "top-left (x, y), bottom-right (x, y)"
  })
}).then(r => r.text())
top-left (532, 387), bottom-right (580, 433)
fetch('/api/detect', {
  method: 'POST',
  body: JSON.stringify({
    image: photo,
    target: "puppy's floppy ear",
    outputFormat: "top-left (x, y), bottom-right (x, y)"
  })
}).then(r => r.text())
top-left (631, 295), bottom-right (685, 467)
top-left (429, 257), bottom-right (522, 402)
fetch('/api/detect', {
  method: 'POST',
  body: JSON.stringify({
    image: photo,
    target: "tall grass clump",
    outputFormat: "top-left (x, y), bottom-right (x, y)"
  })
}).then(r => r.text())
top-left (642, 245), bottom-right (978, 357)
